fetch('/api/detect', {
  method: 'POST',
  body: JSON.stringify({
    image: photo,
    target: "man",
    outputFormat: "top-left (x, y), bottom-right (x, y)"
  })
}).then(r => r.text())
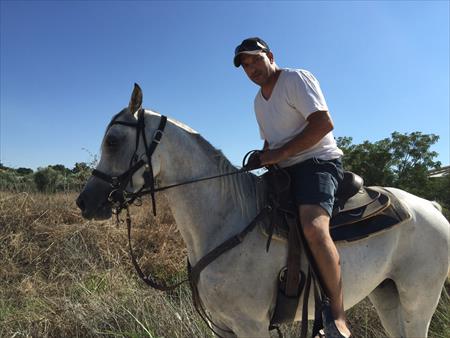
top-left (234, 37), bottom-right (351, 338)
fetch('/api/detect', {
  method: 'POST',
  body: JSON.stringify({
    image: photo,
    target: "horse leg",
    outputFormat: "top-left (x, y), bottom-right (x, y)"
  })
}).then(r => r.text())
top-left (205, 315), bottom-right (237, 338)
top-left (227, 314), bottom-right (271, 338)
top-left (232, 322), bottom-right (271, 338)
top-left (370, 277), bottom-right (446, 338)
top-left (205, 307), bottom-right (270, 338)
top-left (211, 322), bottom-right (237, 338)
top-left (368, 279), bottom-right (404, 337)
top-left (395, 277), bottom-right (445, 338)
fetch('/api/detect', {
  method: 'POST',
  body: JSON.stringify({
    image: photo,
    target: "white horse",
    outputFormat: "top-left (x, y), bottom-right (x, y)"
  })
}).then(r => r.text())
top-left (77, 85), bottom-right (450, 337)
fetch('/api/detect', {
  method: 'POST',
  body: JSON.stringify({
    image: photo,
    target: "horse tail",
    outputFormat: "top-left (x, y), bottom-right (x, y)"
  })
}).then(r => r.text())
top-left (431, 201), bottom-right (443, 213)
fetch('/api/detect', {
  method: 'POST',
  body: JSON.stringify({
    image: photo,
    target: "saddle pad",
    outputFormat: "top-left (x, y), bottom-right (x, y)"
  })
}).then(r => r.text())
top-left (260, 187), bottom-right (411, 243)
top-left (331, 187), bottom-right (411, 242)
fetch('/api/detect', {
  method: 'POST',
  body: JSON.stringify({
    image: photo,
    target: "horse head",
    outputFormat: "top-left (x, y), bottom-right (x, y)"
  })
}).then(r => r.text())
top-left (76, 84), bottom-right (166, 220)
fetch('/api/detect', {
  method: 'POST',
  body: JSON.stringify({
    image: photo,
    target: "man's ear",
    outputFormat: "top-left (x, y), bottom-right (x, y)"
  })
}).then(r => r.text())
top-left (266, 51), bottom-right (275, 64)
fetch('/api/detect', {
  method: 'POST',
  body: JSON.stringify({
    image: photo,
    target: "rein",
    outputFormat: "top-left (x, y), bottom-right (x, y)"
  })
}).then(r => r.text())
top-left (92, 110), bottom-right (270, 336)
top-left (93, 109), bottom-right (256, 216)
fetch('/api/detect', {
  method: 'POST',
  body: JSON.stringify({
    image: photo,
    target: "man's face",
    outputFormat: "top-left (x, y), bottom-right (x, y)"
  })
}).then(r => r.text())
top-left (240, 52), bottom-right (274, 86)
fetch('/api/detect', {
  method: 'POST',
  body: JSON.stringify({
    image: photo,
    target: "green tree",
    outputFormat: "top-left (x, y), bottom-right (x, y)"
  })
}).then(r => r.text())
top-left (389, 132), bottom-right (441, 194)
top-left (49, 164), bottom-right (71, 175)
top-left (70, 162), bottom-right (92, 191)
top-left (337, 137), bottom-right (395, 186)
top-left (16, 167), bottom-right (33, 175)
top-left (34, 167), bottom-right (59, 193)
top-left (424, 173), bottom-right (450, 214)
top-left (71, 162), bottom-right (90, 174)
top-left (337, 132), bottom-right (442, 197)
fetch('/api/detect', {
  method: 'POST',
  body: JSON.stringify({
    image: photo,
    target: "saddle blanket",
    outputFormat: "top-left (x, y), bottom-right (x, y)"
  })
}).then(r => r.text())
top-left (260, 186), bottom-right (411, 243)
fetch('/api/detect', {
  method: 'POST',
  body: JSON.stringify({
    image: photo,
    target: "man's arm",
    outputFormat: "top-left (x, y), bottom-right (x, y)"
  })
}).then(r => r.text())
top-left (259, 110), bottom-right (334, 165)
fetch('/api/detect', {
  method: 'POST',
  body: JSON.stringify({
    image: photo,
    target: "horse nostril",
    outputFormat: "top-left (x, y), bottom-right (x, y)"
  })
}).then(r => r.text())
top-left (76, 196), bottom-right (85, 211)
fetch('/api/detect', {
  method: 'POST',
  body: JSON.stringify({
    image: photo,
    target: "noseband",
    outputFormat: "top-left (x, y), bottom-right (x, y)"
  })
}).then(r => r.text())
top-left (92, 109), bottom-right (167, 216)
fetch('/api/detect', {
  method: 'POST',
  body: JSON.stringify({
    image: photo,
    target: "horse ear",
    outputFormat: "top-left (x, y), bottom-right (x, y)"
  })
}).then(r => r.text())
top-left (128, 83), bottom-right (143, 114)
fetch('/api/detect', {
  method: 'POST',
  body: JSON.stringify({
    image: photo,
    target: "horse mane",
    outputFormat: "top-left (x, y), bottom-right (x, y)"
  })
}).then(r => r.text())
top-left (191, 130), bottom-right (265, 219)
top-left (164, 113), bottom-right (264, 218)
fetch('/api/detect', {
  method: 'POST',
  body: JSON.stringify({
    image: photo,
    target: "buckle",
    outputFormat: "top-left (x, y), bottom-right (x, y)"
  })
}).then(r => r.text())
top-left (111, 177), bottom-right (120, 188)
top-left (279, 267), bottom-right (288, 283)
top-left (153, 129), bottom-right (163, 143)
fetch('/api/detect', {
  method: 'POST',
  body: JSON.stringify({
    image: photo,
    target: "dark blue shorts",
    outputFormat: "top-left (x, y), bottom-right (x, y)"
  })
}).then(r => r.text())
top-left (285, 157), bottom-right (344, 216)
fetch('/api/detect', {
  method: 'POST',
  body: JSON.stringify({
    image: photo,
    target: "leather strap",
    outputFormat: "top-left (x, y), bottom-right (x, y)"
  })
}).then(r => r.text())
top-left (125, 207), bottom-right (188, 291)
top-left (285, 212), bottom-right (302, 297)
top-left (300, 267), bottom-right (312, 338)
top-left (189, 206), bottom-right (271, 285)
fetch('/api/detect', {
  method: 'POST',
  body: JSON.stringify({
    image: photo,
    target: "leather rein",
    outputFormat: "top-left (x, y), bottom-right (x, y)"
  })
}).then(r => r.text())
top-left (91, 110), bottom-right (269, 309)
top-left (92, 109), bottom-right (252, 217)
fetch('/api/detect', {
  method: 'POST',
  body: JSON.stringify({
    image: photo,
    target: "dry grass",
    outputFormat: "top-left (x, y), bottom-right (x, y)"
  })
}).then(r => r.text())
top-left (0, 191), bottom-right (448, 337)
top-left (0, 191), bottom-right (203, 338)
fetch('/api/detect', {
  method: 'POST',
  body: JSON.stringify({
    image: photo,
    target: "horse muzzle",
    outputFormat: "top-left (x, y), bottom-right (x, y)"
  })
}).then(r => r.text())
top-left (76, 179), bottom-right (113, 220)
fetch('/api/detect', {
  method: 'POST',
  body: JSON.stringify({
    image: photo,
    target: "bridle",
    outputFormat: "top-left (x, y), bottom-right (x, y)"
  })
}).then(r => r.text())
top-left (90, 109), bottom-right (275, 336)
top-left (92, 108), bottom-right (167, 216)
top-left (92, 108), bottom-right (255, 217)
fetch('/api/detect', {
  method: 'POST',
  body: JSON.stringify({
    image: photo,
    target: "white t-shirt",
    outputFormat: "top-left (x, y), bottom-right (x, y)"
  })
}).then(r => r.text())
top-left (254, 68), bottom-right (343, 168)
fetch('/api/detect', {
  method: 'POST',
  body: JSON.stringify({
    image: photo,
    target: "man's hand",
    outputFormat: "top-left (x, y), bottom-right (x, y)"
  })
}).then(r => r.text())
top-left (259, 148), bottom-right (286, 166)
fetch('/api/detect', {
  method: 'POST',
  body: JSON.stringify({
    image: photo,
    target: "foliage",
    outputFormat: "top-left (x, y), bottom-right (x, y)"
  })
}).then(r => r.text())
top-left (49, 164), bottom-right (72, 175)
top-left (16, 167), bottom-right (33, 175)
top-left (34, 167), bottom-right (59, 192)
top-left (0, 169), bottom-right (35, 192)
top-left (337, 132), bottom-right (448, 211)
top-left (337, 136), bottom-right (395, 187)
top-left (0, 162), bottom-right (93, 193)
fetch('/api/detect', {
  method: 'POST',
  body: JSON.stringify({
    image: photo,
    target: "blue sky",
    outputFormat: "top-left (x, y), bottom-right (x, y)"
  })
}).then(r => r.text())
top-left (1, 1), bottom-right (449, 170)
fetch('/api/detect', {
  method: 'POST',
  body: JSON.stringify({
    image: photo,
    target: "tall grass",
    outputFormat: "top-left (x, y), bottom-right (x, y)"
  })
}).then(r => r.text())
top-left (0, 191), bottom-right (448, 337)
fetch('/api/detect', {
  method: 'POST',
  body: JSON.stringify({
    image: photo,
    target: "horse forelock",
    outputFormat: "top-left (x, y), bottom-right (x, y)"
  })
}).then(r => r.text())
top-left (105, 108), bottom-right (131, 131)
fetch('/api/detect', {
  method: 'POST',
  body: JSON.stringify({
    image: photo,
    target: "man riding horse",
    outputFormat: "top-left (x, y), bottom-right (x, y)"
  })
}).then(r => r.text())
top-left (234, 37), bottom-right (351, 337)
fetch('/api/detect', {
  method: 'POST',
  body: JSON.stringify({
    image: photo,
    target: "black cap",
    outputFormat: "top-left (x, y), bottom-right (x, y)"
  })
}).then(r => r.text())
top-left (233, 37), bottom-right (270, 67)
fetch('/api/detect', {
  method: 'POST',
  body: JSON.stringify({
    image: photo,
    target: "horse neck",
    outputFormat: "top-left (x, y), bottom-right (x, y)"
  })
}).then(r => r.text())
top-left (158, 122), bottom-right (262, 264)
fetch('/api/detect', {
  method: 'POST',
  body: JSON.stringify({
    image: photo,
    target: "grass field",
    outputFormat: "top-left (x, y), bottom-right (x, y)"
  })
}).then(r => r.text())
top-left (0, 191), bottom-right (448, 337)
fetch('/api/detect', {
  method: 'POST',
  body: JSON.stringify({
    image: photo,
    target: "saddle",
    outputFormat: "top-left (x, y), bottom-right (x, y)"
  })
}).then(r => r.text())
top-left (262, 170), bottom-right (411, 244)
top-left (261, 168), bottom-right (411, 331)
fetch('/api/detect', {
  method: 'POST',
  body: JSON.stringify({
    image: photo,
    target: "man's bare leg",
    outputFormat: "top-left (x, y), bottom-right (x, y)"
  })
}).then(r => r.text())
top-left (300, 204), bottom-right (351, 337)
